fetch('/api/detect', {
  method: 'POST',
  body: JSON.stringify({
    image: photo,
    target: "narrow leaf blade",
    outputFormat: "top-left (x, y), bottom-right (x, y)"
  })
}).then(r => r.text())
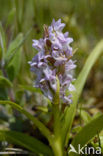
top-left (0, 130), bottom-right (52, 155)
top-left (0, 76), bottom-right (12, 87)
top-left (5, 33), bottom-right (23, 60)
top-left (0, 100), bottom-right (51, 142)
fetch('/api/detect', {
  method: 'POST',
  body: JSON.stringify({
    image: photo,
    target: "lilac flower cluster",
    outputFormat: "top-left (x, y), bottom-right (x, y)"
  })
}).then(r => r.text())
top-left (29, 19), bottom-right (76, 104)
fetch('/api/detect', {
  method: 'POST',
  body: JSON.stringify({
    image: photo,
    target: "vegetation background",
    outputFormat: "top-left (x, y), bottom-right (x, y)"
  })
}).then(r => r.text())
top-left (0, 0), bottom-right (103, 154)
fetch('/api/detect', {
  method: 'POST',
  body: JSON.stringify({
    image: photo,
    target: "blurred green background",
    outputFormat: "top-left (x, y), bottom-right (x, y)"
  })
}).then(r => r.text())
top-left (0, 0), bottom-right (103, 152)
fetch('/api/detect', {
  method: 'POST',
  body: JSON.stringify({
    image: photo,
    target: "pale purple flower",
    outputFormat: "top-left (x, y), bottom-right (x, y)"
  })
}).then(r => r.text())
top-left (32, 39), bottom-right (44, 51)
top-left (50, 19), bottom-right (65, 32)
top-left (29, 19), bottom-right (76, 105)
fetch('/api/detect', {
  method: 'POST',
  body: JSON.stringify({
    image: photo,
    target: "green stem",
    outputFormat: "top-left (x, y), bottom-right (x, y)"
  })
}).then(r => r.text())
top-left (50, 136), bottom-right (63, 156)
top-left (52, 75), bottom-right (61, 134)
top-left (52, 104), bottom-right (61, 135)
top-left (50, 76), bottom-right (64, 156)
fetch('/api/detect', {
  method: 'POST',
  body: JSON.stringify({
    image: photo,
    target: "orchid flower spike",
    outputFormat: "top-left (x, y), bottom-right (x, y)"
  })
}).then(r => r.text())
top-left (29, 19), bottom-right (76, 105)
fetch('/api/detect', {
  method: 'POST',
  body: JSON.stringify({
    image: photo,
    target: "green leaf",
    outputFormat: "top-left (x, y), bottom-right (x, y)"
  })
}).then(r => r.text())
top-left (19, 85), bottom-right (42, 93)
top-left (61, 40), bottom-right (103, 146)
top-left (0, 100), bottom-right (52, 142)
top-left (69, 115), bottom-right (103, 156)
top-left (6, 47), bottom-right (22, 81)
top-left (0, 22), bottom-right (6, 59)
top-left (5, 33), bottom-right (23, 61)
top-left (5, 27), bottom-right (32, 64)
top-left (35, 106), bottom-right (48, 112)
top-left (80, 110), bottom-right (92, 124)
top-left (0, 76), bottom-right (12, 87)
top-left (0, 87), bottom-right (8, 100)
top-left (93, 112), bottom-right (102, 120)
top-left (6, 8), bottom-right (16, 27)
top-left (72, 126), bottom-right (81, 133)
top-left (0, 130), bottom-right (52, 155)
